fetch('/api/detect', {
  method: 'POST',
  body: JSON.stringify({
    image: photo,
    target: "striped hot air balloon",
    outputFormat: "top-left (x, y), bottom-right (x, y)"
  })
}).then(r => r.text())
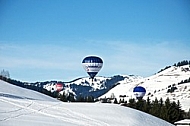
top-left (56, 83), bottom-right (63, 92)
top-left (133, 86), bottom-right (146, 100)
top-left (82, 56), bottom-right (103, 80)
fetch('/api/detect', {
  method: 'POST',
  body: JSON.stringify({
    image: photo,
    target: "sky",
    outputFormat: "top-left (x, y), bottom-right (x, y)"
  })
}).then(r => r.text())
top-left (0, 0), bottom-right (190, 82)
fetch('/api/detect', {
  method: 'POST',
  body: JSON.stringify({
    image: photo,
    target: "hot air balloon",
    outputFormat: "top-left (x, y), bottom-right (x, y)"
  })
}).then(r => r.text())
top-left (56, 83), bottom-right (63, 92)
top-left (82, 56), bottom-right (103, 80)
top-left (133, 86), bottom-right (146, 100)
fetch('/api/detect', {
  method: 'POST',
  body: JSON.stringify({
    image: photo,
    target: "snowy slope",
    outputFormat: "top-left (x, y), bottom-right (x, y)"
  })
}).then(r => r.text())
top-left (42, 75), bottom-right (125, 98)
top-left (0, 80), bottom-right (173, 126)
top-left (100, 65), bottom-right (190, 111)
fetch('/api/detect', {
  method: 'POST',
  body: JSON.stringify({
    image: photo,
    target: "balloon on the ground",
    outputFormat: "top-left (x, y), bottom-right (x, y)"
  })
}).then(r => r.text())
top-left (82, 56), bottom-right (103, 79)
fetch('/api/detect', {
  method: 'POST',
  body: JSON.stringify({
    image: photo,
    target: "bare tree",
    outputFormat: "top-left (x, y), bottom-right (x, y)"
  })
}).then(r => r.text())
top-left (1, 69), bottom-right (10, 78)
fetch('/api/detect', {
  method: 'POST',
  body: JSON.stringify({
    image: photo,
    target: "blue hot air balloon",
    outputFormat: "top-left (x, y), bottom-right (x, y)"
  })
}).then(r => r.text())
top-left (133, 86), bottom-right (146, 100)
top-left (82, 56), bottom-right (103, 80)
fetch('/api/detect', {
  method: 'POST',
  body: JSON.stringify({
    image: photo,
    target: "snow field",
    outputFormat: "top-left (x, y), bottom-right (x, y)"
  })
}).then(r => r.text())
top-left (0, 80), bottom-right (173, 126)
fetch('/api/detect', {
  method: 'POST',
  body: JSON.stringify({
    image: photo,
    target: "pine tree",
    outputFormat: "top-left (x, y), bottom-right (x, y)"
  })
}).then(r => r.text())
top-left (67, 93), bottom-right (75, 102)
top-left (176, 100), bottom-right (185, 121)
top-left (127, 98), bottom-right (136, 108)
top-left (59, 92), bottom-right (67, 102)
top-left (136, 99), bottom-right (145, 111)
top-left (188, 109), bottom-right (190, 119)
top-left (165, 97), bottom-right (171, 109)
top-left (159, 98), bottom-right (163, 108)
top-left (0, 69), bottom-right (10, 78)
top-left (150, 97), bottom-right (160, 117)
top-left (143, 97), bottom-right (151, 113)
top-left (119, 98), bottom-right (125, 104)
top-left (162, 97), bottom-right (171, 122)
top-left (167, 101), bottom-right (180, 123)
top-left (113, 98), bottom-right (118, 104)
top-left (77, 95), bottom-right (85, 102)
top-left (158, 98), bottom-right (165, 119)
top-left (86, 96), bottom-right (94, 102)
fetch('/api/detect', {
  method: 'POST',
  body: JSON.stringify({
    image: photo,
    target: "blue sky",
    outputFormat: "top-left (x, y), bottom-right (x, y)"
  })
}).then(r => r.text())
top-left (0, 0), bottom-right (190, 82)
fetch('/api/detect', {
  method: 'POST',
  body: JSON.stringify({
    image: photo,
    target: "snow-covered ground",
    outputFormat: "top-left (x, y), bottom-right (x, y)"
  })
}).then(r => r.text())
top-left (0, 80), bottom-right (173, 126)
top-left (100, 65), bottom-right (190, 111)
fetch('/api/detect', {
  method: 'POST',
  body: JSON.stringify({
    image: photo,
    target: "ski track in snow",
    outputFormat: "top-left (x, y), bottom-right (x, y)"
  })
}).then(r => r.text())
top-left (0, 98), bottom-right (34, 121)
top-left (0, 95), bottom-right (109, 126)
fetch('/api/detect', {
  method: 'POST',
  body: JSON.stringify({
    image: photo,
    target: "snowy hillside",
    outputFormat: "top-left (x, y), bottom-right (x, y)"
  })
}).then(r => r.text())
top-left (100, 65), bottom-right (190, 111)
top-left (0, 80), bottom-right (173, 126)
top-left (43, 75), bottom-right (126, 98)
top-left (41, 75), bottom-right (144, 99)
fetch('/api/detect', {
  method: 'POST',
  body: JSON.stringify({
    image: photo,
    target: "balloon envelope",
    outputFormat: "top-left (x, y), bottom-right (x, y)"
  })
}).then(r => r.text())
top-left (56, 83), bottom-right (63, 92)
top-left (82, 56), bottom-right (103, 79)
top-left (133, 86), bottom-right (146, 99)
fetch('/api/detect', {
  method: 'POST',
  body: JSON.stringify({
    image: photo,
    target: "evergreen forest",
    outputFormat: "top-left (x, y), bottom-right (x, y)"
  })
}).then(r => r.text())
top-left (121, 97), bottom-right (190, 124)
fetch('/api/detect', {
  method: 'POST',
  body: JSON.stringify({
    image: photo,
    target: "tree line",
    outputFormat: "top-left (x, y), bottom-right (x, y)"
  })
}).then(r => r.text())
top-left (173, 60), bottom-right (190, 67)
top-left (57, 92), bottom-right (95, 102)
top-left (158, 60), bottom-right (190, 73)
top-left (121, 97), bottom-right (190, 124)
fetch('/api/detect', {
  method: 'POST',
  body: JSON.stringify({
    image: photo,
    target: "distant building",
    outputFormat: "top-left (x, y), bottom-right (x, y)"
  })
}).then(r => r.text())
top-left (174, 119), bottom-right (190, 126)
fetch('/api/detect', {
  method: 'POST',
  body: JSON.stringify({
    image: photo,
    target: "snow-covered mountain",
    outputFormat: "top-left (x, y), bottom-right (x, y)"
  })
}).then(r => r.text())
top-left (100, 65), bottom-right (190, 111)
top-left (42, 75), bottom-right (127, 98)
top-left (28, 64), bottom-right (190, 111)
top-left (0, 80), bottom-right (173, 126)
